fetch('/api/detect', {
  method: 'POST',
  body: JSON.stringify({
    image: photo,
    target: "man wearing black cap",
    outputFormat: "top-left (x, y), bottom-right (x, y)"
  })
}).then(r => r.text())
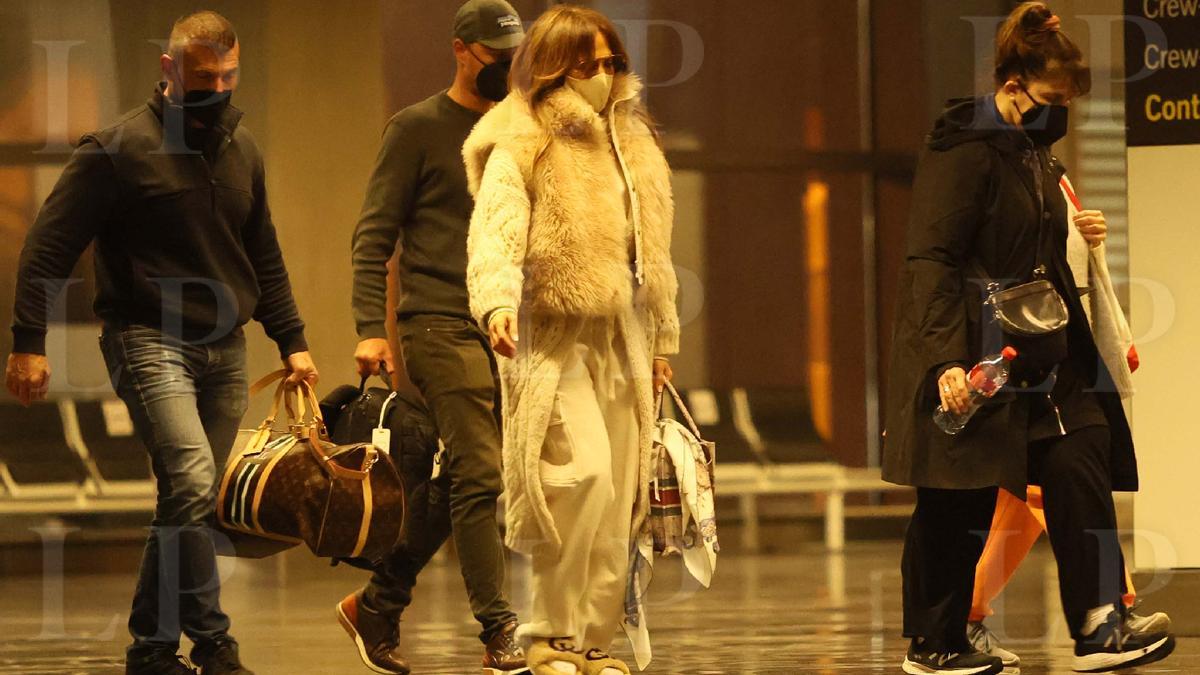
top-left (341, 2), bottom-right (527, 674)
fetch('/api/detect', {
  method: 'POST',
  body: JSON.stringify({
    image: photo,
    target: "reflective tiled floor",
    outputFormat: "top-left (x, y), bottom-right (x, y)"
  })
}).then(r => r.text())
top-left (0, 537), bottom-right (1194, 674)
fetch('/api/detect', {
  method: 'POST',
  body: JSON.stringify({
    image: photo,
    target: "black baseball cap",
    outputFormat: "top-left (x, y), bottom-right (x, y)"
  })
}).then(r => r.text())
top-left (454, 0), bottom-right (524, 50)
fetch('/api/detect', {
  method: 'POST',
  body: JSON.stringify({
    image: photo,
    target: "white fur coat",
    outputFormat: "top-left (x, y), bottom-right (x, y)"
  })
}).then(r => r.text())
top-left (463, 74), bottom-right (679, 555)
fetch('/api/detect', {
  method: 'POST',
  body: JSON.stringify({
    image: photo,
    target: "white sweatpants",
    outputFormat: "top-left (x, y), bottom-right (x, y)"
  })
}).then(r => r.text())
top-left (519, 317), bottom-right (642, 651)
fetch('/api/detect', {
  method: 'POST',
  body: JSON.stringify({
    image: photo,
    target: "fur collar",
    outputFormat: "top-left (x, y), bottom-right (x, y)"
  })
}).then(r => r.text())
top-left (463, 73), bottom-right (646, 195)
top-left (536, 72), bottom-right (644, 139)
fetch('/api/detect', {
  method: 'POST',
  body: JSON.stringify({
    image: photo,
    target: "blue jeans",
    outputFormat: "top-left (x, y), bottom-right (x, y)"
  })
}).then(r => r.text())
top-left (99, 324), bottom-right (248, 659)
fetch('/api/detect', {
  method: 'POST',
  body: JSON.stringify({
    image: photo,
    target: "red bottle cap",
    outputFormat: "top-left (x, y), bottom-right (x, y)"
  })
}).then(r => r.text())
top-left (1001, 346), bottom-right (1018, 361)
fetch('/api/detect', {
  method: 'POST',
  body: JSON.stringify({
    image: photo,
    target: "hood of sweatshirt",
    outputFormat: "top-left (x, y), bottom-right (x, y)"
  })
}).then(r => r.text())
top-left (927, 95), bottom-right (1033, 156)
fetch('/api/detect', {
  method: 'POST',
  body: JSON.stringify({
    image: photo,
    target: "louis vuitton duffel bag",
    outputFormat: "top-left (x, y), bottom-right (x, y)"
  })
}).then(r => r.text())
top-left (215, 370), bottom-right (405, 564)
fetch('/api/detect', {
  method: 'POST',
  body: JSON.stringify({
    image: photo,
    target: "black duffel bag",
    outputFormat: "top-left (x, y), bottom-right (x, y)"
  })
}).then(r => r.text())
top-left (320, 368), bottom-right (449, 570)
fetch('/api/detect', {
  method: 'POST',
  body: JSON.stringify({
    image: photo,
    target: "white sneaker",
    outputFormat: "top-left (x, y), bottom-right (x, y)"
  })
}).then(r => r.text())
top-left (1125, 606), bottom-right (1171, 634)
top-left (967, 621), bottom-right (1020, 673)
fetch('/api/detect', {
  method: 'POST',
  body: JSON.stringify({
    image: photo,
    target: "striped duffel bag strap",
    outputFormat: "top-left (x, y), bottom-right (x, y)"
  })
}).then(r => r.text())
top-left (218, 371), bottom-right (405, 564)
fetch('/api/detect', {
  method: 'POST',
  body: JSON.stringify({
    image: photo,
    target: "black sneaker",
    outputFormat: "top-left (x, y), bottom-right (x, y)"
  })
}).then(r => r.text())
top-left (126, 650), bottom-right (198, 675)
top-left (1073, 608), bottom-right (1175, 673)
top-left (191, 639), bottom-right (254, 675)
top-left (902, 639), bottom-right (1004, 674)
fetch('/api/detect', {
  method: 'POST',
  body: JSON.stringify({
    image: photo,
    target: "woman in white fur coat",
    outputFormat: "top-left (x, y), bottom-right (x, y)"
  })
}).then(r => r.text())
top-left (462, 6), bottom-right (678, 675)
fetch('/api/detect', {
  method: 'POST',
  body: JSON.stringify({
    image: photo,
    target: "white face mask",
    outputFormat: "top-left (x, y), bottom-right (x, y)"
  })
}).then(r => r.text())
top-left (567, 72), bottom-right (614, 114)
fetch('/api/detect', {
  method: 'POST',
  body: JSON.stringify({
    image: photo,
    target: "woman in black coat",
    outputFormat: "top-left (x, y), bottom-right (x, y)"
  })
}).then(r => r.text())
top-left (882, 4), bottom-right (1174, 674)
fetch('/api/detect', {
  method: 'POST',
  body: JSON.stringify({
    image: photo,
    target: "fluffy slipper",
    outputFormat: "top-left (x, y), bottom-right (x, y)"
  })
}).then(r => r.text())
top-left (583, 649), bottom-right (630, 675)
top-left (528, 638), bottom-right (586, 675)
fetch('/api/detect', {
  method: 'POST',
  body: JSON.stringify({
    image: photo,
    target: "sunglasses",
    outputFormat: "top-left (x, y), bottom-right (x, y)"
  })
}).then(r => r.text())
top-left (575, 54), bottom-right (628, 78)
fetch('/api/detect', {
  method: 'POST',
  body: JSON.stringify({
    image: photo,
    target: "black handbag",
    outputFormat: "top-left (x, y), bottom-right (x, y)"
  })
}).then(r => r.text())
top-left (984, 272), bottom-right (1069, 336)
top-left (322, 370), bottom-right (440, 476)
top-left (320, 367), bottom-right (447, 571)
top-left (970, 202), bottom-right (1070, 377)
top-left (957, 147), bottom-right (1071, 383)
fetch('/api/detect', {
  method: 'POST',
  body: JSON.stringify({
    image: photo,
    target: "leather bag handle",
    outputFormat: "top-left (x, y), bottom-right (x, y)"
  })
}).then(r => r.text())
top-left (655, 380), bottom-right (706, 443)
top-left (358, 362), bottom-right (396, 394)
top-left (294, 380), bottom-right (377, 481)
top-left (305, 424), bottom-right (377, 481)
top-left (248, 372), bottom-right (376, 481)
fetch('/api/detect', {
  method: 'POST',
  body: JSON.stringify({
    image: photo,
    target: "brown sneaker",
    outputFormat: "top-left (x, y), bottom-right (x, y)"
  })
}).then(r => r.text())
top-left (482, 620), bottom-right (529, 674)
top-left (336, 592), bottom-right (411, 675)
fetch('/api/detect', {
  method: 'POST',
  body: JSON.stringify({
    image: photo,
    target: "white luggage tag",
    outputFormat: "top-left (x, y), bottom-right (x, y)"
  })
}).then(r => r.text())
top-left (372, 392), bottom-right (399, 453)
top-left (431, 439), bottom-right (447, 480)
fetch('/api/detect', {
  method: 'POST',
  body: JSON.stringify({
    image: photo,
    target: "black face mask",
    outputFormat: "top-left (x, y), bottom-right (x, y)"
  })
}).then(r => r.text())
top-left (1017, 83), bottom-right (1069, 147)
top-left (181, 88), bottom-right (232, 128)
top-left (469, 48), bottom-right (512, 103)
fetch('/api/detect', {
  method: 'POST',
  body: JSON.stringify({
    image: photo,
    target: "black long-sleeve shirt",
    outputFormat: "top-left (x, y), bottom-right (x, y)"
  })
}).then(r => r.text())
top-left (12, 85), bottom-right (306, 357)
top-left (351, 91), bottom-right (482, 338)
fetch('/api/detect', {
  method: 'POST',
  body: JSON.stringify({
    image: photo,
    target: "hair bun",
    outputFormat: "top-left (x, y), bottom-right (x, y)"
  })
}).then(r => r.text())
top-left (1019, 2), bottom-right (1054, 31)
top-left (993, 1), bottom-right (1089, 96)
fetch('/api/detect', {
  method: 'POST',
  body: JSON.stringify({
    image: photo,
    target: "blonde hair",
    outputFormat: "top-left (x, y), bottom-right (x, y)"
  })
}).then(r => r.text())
top-left (509, 5), bottom-right (628, 110)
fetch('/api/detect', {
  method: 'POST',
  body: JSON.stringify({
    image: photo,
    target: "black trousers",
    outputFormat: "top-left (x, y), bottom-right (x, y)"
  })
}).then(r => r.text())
top-left (363, 314), bottom-right (517, 642)
top-left (363, 419), bottom-right (453, 626)
top-left (902, 426), bottom-right (1126, 649)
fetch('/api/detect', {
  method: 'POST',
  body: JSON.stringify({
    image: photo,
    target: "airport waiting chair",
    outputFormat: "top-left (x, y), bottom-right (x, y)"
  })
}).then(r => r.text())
top-left (662, 387), bottom-right (763, 465)
top-left (0, 399), bottom-right (157, 514)
top-left (70, 398), bottom-right (155, 496)
top-left (665, 386), bottom-right (909, 551)
top-left (741, 387), bottom-right (831, 464)
top-left (0, 401), bottom-right (90, 501)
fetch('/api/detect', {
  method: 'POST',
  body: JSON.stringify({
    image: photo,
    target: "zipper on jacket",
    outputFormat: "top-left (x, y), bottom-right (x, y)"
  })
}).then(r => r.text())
top-left (201, 133), bottom-right (233, 215)
top-left (606, 91), bottom-right (645, 286)
top-left (1048, 393), bottom-right (1066, 436)
top-left (1043, 368), bottom-right (1066, 436)
top-left (204, 161), bottom-right (216, 213)
top-left (195, 143), bottom-right (217, 213)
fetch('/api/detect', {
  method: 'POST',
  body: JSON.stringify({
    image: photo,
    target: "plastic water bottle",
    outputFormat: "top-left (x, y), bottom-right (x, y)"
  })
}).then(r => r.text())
top-left (934, 347), bottom-right (1018, 435)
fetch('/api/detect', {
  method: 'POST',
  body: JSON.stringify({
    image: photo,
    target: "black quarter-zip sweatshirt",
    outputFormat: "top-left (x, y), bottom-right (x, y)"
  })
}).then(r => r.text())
top-left (12, 84), bottom-right (306, 356)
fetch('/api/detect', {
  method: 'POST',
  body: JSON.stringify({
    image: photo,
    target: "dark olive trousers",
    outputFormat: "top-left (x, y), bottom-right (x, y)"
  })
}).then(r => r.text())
top-left (363, 314), bottom-right (517, 642)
